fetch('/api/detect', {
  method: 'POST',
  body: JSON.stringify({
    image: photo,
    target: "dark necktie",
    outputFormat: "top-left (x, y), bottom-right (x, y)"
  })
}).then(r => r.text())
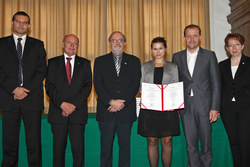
top-left (17, 38), bottom-right (23, 86)
top-left (115, 56), bottom-right (120, 76)
top-left (66, 58), bottom-right (72, 84)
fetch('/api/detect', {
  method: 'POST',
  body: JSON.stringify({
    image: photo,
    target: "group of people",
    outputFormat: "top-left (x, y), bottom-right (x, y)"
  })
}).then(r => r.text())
top-left (0, 11), bottom-right (249, 167)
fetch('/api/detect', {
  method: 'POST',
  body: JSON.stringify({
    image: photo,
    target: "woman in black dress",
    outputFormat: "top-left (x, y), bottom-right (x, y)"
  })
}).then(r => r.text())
top-left (219, 33), bottom-right (250, 167)
top-left (138, 37), bottom-right (180, 167)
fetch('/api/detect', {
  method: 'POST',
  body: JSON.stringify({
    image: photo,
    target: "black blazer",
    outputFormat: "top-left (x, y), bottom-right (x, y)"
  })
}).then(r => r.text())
top-left (94, 52), bottom-right (141, 122)
top-left (45, 55), bottom-right (92, 124)
top-left (219, 54), bottom-right (250, 109)
top-left (0, 35), bottom-right (46, 111)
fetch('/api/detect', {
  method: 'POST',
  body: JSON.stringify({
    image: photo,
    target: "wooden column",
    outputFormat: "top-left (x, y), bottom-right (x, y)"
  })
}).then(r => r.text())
top-left (227, 0), bottom-right (250, 56)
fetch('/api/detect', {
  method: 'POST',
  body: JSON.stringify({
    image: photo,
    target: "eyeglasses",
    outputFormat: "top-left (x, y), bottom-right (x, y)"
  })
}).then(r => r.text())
top-left (110, 39), bottom-right (124, 43)
top-left (14, 20), bottom-right (29, 25)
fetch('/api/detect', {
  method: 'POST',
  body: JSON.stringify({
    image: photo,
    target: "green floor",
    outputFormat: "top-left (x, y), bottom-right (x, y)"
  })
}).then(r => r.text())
top-left (0, 114), bottom-right (233, 167)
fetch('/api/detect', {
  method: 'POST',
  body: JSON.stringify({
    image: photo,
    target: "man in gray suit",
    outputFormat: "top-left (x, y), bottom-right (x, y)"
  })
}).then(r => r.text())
top-left (172, 24), bottom-right (220, 167)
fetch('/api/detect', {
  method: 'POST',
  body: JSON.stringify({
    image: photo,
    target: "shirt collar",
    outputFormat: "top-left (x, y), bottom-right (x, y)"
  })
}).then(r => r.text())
top-left (13, 34), bottom-right (27, 41)
top-left (187, 47), bottom-right (199, 56)
top-left (64, 53), bottom-right (76, 60)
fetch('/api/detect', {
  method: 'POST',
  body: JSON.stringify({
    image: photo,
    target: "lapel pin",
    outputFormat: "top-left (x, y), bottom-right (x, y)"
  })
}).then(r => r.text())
top-left (242, 62), bottom-right (245, 64)
top-left (125, 62), bottom-right (127, 65)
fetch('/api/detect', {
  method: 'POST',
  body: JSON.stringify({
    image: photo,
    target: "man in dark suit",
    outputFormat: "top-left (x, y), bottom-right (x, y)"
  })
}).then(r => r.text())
top-left (0, 11), bottom-right (46, 167)
top-left (94, 31), bottom-right (141, 167)
top-left (45, 34), bottom-right (92, 167)
top-left (172, 24), bottom-right (220, 167)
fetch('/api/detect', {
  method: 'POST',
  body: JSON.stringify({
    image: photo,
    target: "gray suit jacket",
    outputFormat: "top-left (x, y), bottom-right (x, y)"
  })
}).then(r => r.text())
top-left (141, 59), bottom-right (178, 85)
top-left (172, 48), bottom-right (220, 115)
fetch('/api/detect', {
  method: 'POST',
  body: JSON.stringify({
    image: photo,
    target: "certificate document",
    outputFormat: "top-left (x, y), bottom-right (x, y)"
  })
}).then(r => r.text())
top-left (140, 82), bottom-right (184, 111)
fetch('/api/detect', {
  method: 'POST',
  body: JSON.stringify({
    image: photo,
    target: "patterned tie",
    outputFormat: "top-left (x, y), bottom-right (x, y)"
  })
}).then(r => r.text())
top-left (115, 56), bottom-right (120, 76)
top-left (66, 58), bottom-right (72, 84)
top-left (17, 38), bottom-right (23, 86)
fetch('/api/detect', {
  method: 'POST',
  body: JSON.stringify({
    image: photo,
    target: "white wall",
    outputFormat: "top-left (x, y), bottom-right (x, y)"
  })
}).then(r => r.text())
top-left (210, 0), bottom-right (231, 62)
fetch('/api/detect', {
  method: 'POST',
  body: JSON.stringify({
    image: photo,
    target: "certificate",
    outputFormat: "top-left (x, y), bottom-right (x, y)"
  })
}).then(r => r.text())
top-left (140, 82), bottom-right (184, 111)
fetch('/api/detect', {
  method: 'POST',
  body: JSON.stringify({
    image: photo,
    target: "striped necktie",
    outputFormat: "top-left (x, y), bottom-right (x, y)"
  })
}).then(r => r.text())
top-left (17, 38), bottom-right (23, 86)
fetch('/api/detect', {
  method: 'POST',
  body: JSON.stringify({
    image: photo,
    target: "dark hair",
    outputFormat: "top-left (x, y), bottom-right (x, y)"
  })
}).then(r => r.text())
top-left (151, 37), bottom-right (167, 49)
top-left (108, 31), bottom-right (126, 42)
top-left (224, 33), bottom-right (245, 47)
top-left (184, 24), bottom-right (201, 36)
top-left (12, 11), bottom-right (30, 24)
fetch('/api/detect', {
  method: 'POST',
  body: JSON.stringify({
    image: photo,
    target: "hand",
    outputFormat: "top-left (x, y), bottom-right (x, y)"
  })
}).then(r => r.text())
top-left (13, 87), bottom-right (30, 100)
top-left (60, 102), bottom-right (76, 115)
top-left (62, 110), bottom-right (70, 117)
top-left (108, 99), bottom-right (125, 112)
top-left (209, 110), bottom-right (218, 123)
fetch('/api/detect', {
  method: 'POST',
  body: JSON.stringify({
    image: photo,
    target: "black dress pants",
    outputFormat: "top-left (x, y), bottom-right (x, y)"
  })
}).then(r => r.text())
top-left (98, 113), bottom-right (133, 167)
top-left (1, 106), bottom-right (42, 167)
top-left (51, 121), bottom-right (85, 167)
top-left (221, 104), bottom-right (250, 167)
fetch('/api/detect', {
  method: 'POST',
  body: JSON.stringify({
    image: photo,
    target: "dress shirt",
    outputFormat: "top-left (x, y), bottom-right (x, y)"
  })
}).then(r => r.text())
top-left (231, 65), bottom-right (238, 101)
top-left (13, 34), bottom-right (27, 55)
top-left (64, 53), bottom-right (75, 77)
top-left (187, 47), bottom-right (199, 96)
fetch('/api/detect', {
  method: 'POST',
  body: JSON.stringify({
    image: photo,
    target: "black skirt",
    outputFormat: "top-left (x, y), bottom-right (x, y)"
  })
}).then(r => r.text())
top-left (138, 109), bottom-right (180, 138)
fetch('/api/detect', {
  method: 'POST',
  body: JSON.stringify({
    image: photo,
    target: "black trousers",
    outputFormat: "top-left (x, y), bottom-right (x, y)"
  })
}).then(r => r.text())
top-left (221, 104), bottom-right (250, 167)
top-left (98, 113), bottom-right (133, 167)
top-left (1, 106), bottom-right (42, 167)
top-left (51, 121), bottom-right (85, 167)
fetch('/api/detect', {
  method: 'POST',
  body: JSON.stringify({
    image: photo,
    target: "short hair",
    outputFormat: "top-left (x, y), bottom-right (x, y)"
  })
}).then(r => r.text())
top-left (151, 37), bottom-right (167, 49)
top-left (224, 33), bottom-right (245, 47)
top-left (63, 34), bottom-right (79, 44)
top-left (12, 11), bottom-right (30, 24)
top-left (184, 24), bottom-right (201, 36)
top-left (108, 31), bottom-right (126, 42)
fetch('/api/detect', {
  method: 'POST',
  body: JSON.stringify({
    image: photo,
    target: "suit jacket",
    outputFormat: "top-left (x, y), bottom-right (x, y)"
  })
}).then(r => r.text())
top-left (172, 47), bottom-right (221, 115)
top-left (94, 52), bottom-right (141, 122)
top-left (0, 35), bottom-right (46, 111)
top-left (141, 59), bottom-right (178, 84)
top-left (219, 54), bottom-right (250, 110)
top-left (45, 55), bottom-right (92, 124)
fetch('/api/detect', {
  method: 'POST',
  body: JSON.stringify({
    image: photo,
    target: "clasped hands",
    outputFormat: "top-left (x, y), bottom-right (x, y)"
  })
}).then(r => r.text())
top-left (13, 87), bottom-right (30, 100)
top-left (108, 99), bottom-right (125, 112)
top-left (60, 102), bottom-right (76, 117)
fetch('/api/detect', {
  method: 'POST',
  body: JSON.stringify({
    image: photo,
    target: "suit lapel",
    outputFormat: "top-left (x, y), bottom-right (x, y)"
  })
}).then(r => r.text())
top-left (224, 58), bottom-right (234, 82)
top-left (107, 52), bottom-right (119, 77)
top-left (180, 49), bottom-right (191, 79)
top-left (7, 36), bottom-right (18, 57)
top-left (23, 36), bottom-right (32, 59)
top-left (192, 48), bottom-right (203, 79)
top-left (119, 52), bottom-right (128, 77)
top-left (234, 55), bottom-right (247, 81)
top-left (70, 55), bottom-right (80, 85)
top-left (59, 55), bottom-right (69, 86)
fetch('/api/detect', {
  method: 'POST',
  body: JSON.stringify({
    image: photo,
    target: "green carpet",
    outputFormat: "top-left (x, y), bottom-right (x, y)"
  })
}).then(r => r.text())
top-left (0, 114), bottom-right (233, 167)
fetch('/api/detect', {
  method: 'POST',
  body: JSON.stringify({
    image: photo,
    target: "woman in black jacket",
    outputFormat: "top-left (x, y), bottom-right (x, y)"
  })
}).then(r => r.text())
top-left (219, 33), bottom-right (250, 167)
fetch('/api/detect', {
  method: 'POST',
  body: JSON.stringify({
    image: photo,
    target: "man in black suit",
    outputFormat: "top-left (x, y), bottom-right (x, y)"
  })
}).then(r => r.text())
top-left (94, 31), bottom-right (141, 167)
top-left (45, 34), bottom-right (92, 167)
top-left (0, 11), bottom-right (46, 167)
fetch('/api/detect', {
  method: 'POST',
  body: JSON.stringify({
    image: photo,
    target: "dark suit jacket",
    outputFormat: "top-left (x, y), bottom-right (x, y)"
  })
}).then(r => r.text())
top-left (46, 55), bottom-right (92, 124)
top-left (94, 52), bottom-right (141, 122)
top-left (172, 47), bottom-right (221, 115)
top-left (219, 54), bottom-right (250, 109)
top-left (0, 35), bottom-right (46, 111)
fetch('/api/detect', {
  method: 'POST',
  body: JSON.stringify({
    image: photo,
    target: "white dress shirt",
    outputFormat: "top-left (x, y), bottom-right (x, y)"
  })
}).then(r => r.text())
top-left (187, 47), bottom-right (199, 96)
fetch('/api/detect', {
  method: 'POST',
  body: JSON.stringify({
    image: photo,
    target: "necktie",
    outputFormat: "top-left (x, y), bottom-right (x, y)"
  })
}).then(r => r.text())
top-left (66, 58), bottom-right (72, 84)
top-left (115, 56), bottom-right (120, 76)
top-left (17, 38), bottom-right (23, 86)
